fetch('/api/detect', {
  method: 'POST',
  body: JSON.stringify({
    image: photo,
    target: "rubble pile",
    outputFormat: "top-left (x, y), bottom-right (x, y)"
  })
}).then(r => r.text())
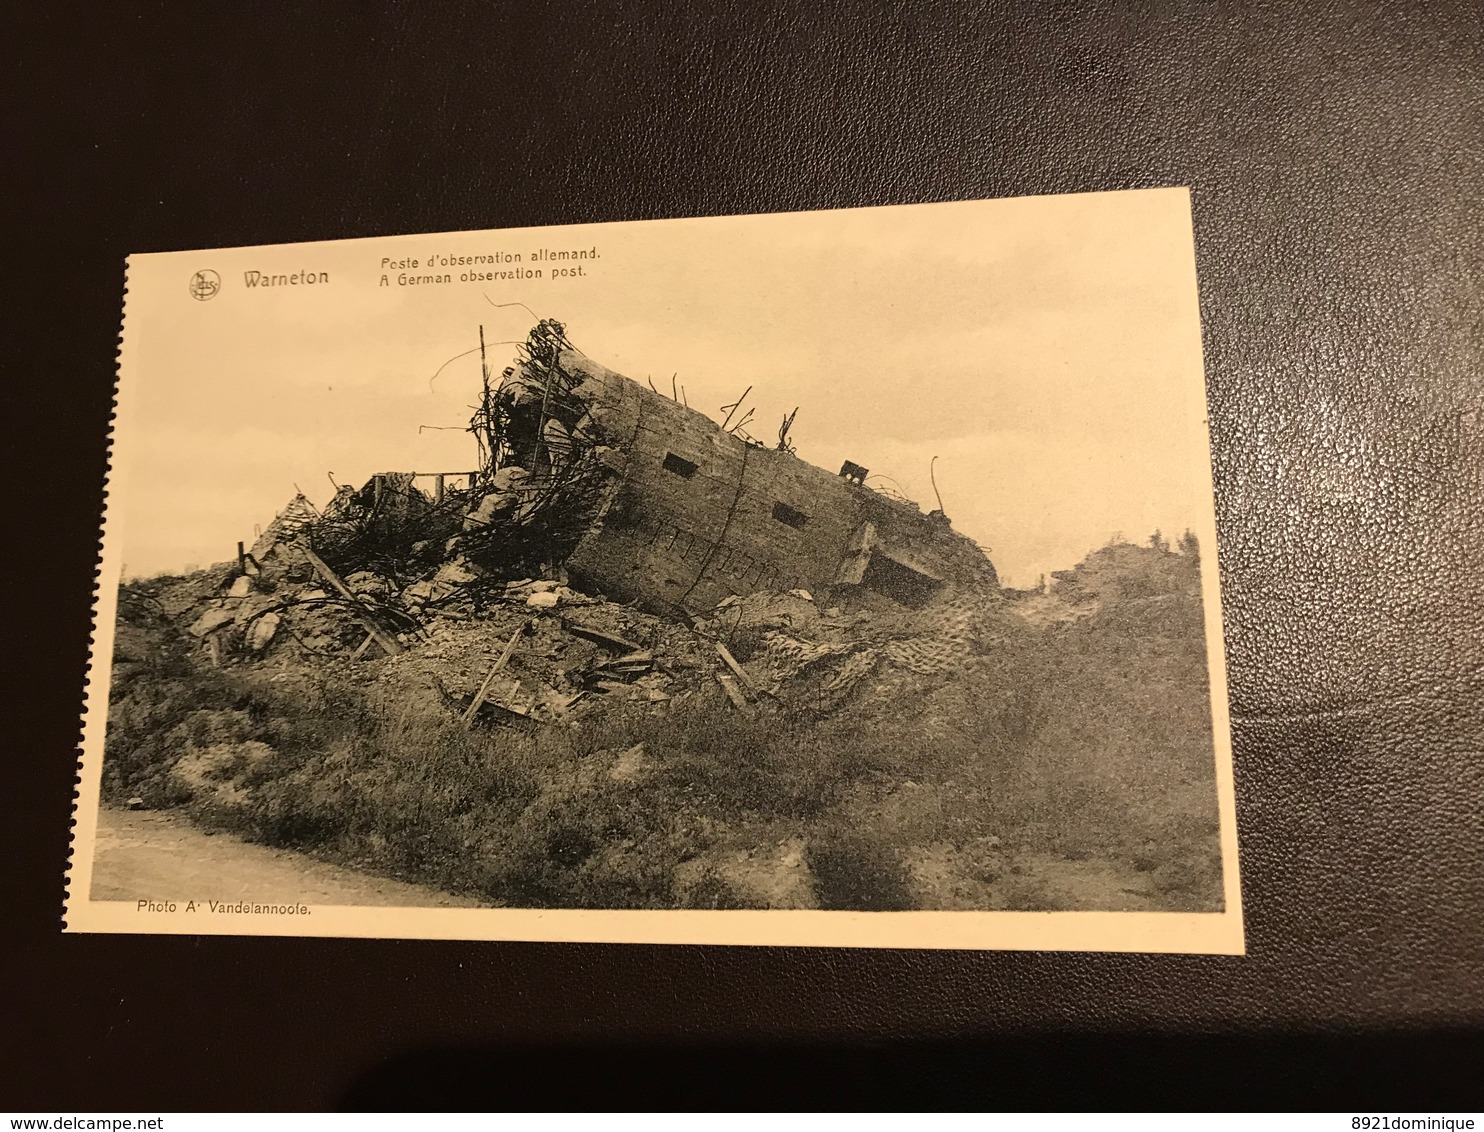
top-left (384, 581), bottom-right (713, 726)
top-left (693, 587), bottom-right (1021, 713)
top-left (143, 537), bottom-right (1013, 734)
top-left (130, 318), bottom-right (1009, 729)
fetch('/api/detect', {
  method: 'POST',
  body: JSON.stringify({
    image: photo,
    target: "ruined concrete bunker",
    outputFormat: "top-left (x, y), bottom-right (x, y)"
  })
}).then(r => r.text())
top-left (472, 320), bottom-right (1000, 619)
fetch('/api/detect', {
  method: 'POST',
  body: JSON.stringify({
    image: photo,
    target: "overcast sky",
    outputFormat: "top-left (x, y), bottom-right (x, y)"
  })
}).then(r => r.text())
top-left (113, 188), bottom-right (1215, 588)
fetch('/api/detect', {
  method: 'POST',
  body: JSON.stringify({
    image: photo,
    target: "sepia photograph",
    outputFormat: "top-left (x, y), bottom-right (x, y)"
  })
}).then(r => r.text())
top-left (68, 189), bottom-right (1241, 950)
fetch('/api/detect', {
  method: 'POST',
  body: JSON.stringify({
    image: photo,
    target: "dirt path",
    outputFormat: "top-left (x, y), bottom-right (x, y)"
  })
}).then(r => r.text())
top-left (90, 808), bottom-right (483, 907)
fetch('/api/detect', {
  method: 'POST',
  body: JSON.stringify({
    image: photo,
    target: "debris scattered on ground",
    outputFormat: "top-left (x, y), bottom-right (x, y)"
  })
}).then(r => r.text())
top-left (121, 319), bottom-right (1013, 731)
top-left (136, 541), bottom-right (1019, 731)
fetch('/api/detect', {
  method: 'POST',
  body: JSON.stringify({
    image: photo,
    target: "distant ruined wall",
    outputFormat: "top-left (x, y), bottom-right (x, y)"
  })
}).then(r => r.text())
top-left (555, 352), bottom-right (998, 617)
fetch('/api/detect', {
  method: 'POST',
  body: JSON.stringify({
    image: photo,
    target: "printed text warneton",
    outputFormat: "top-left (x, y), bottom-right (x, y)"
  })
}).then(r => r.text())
top-left (243, 269), bottom-right (329, 287)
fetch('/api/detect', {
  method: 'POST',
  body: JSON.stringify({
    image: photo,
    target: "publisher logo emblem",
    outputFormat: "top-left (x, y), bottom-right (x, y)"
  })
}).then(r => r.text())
top-left (189, 269), bottom-right (221, 301)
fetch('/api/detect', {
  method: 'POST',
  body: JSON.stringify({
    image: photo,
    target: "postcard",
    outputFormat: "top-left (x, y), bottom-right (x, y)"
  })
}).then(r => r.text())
top-left (66, 188), bottom-right (1242, 951)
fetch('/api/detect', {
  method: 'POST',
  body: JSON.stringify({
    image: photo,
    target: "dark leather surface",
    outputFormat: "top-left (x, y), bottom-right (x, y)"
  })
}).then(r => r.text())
top-left (4, 0), bottom-right (1482, 1109)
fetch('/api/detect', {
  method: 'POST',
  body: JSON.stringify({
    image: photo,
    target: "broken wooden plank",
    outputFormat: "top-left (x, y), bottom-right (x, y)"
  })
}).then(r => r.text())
top-left (593, 652), bottom-right (655, 676)
top-left (606, 649), bottom-right (655, 666)
top-left (298, 543), bottom-right (365, 603)
top-left (350, 632), bottom-right (375, 661)
top-left (713, 641), bottom-right (761, 699)
top-left (298, 542), bottom-right (404, 656)
top-left (715, 672), bottom-right (756, 717)
top-left (462, 621), bottom-right (527, 727)
top-left (565, 621), bottom-right (644, 653)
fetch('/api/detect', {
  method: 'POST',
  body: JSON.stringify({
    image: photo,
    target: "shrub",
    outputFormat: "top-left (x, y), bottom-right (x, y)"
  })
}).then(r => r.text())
top-left (808, 830), bottom-right (915, 911)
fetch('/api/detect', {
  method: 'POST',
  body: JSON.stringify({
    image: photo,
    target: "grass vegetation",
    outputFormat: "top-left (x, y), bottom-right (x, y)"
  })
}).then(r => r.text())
top-left (103, 538), bottom-right (1224, 912)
